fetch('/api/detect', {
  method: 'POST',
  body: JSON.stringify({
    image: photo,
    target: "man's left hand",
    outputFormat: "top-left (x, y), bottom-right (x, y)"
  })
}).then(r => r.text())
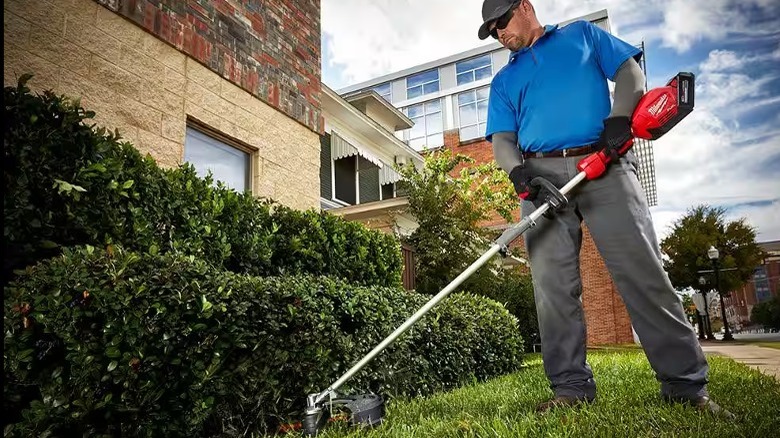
top-left (597, 116), bottom-right (632, 160)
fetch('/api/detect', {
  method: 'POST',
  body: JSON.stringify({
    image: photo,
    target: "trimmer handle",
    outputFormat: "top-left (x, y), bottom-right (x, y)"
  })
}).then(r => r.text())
top-left (575, 139), bottom-right (634, 181)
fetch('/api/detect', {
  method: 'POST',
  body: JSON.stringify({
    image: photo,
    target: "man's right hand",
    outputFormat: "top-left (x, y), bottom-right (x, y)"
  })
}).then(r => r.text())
top-left (509, 165), bottom-right (539, 201)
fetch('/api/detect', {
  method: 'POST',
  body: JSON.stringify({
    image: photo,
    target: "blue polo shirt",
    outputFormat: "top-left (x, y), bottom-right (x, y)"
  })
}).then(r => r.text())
top-left (485, 21), bottom-right (642, 153)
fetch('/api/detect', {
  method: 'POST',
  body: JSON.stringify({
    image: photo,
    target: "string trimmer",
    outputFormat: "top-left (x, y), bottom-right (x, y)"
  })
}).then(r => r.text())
top-left (301, 72), bottom-right (695, 436)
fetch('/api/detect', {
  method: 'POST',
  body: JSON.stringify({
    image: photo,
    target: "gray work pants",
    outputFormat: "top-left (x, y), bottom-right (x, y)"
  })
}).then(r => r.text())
top-left (521, 151), bottom-right (709, 401)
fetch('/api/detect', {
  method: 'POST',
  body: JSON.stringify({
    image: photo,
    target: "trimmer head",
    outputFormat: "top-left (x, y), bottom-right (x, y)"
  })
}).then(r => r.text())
top-left (302, 393), bottom-right (385, 436)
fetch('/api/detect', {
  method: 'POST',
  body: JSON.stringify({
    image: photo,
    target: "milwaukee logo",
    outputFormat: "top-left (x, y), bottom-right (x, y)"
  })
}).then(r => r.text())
top-left (648, 94), bottom-right (669, 117)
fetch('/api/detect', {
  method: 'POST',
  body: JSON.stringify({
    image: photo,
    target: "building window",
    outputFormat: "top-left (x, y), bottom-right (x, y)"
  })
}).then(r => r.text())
top-left (457, 86), bottom-right (489, 141)
top-left (381, 183), bottom-right (395, 200)
top-left (405, 99), bottom-right (443, 150)
top-left (406, 68), bottom-right (439, 99)
top-left (455, 54), bottom-right (492, 86)
top-left (184, 124), bottom-right (251, 192)
top-left (372, 82), bottom-right (392, 102)
top-left (334, 156), bottom-right (357, 205)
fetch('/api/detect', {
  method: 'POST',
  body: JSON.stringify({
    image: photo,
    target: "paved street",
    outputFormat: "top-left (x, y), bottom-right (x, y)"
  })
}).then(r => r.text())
top-left (700, 340), bottom-right (780, 381)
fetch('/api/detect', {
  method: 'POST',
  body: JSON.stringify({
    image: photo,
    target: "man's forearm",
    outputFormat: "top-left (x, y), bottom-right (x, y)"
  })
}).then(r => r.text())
top-left (492, 132), bottom-right (523, 174)
top-left (610, 58), bottom-right (645, 118)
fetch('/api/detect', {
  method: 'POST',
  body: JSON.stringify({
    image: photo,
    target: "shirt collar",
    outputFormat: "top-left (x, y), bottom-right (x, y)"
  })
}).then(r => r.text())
top-left (508, 24), bottom-right (559, 62)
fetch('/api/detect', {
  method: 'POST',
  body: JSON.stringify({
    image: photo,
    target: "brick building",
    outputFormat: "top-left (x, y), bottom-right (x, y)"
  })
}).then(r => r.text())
top-left (339, 9), bottom-right (655, 345)
top-left (724, 240), bottom-right (780, 330)
top-left (4, 0), bottom-right (323, 210)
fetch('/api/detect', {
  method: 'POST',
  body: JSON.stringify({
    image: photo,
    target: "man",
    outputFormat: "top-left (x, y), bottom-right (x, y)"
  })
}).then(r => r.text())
top-left (477, 0), bottom-right (733, 417)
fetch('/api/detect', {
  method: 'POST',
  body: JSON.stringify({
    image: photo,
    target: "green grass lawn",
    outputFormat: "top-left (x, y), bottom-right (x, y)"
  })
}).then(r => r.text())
top-left (304, 351), bottom-right (780, 438)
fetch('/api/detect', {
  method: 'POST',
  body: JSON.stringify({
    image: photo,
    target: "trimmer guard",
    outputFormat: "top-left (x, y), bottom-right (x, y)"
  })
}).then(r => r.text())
top-left (341, 394), bottom-right (385, 426)
top-left (302, 393), bottom-right (385, 436)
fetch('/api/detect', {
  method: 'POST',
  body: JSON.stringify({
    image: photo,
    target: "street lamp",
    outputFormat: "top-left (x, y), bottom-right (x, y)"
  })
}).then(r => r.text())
top-left (708, 245), bottom-right (734, 341)
top-left (698, 276), bottom-right (714, 340)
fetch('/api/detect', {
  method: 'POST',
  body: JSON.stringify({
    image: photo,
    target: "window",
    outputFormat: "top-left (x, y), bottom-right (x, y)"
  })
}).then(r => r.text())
top-left (372, 82), bottom-right (392, 102)
top-left (333, 156), bottom-right (357, 205)
top-left (456, 54), bottom-right (492, 86)
top-left (406, 68), bottom-right (439, 99)
top-left (457, 86), bottom-right (489, 141)
top-left (381, 183), bottom-right (395, 200)
top-left (404, 99), bottom-right (443, 150)
top-left (184, 125), bottom-right (250, 192)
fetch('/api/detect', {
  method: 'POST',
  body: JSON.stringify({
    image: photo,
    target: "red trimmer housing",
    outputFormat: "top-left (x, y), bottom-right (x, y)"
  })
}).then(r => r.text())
top-left (632, 72), bottom-right (695, 140)
top-left (577, 72), bottom-right (695, 180)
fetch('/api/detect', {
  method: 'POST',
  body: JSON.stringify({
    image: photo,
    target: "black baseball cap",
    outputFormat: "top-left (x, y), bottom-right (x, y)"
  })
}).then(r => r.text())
top-left (478, 0), bottom-right (520, 40)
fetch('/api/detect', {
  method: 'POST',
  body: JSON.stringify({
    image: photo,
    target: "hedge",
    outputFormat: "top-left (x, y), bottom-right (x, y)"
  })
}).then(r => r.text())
top-left (3, 246), bottom-right (524, 436)
top-left (3, 76), bottom-right (403, 288)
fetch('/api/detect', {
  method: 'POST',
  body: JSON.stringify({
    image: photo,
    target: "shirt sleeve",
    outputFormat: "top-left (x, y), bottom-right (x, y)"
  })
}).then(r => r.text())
top-left (484, 75), bottom-right (518, 142)
top-left (583, 21), bottom-right (643, 81)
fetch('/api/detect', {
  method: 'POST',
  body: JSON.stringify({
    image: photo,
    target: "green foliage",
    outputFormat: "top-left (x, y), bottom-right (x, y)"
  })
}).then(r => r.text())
top-left (478, 268), bottom-right (539, 347)
top-left (750, 295), bottom-right (780, 330)
top-left (660, 205), bottom-right (764, 295)
top-left (396, 149), bottom-right (515, 296)
top-left (3, 246), bottom-right (524, 436)
top-left (677, 293), bottom-right (698, 321)
top-left (3, 76), bottom-right (402, 288)
top-left (396, 149), bottom-right (537, 346)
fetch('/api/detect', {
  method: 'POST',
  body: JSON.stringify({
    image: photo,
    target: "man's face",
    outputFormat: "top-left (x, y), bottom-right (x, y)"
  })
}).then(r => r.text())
top-left (489, 1), bottom-right (535, 51)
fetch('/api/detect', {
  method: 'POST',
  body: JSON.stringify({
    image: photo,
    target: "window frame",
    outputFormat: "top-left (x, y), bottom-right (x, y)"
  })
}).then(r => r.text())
top-left (404, 98), bottom-right (444, 150)
top-left (332, 155), bottom-right (358, 206)
top-left (381, 183), bottom-right (395, 201)
top-left (184, 117), bottom-right (255, 193)
top-left (455, 53), bottom-right (493, 86)
top-left (406, 68), bottom-right (440, 100)
top-left (372, 82), bottom-right (393, 102)
top-left (457, 86), bottom-right (490, 142)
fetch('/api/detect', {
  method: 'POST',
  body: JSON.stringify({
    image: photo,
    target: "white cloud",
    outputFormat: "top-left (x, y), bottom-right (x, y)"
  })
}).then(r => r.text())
top-left (726, 200), bottom-right (780, 242)
top-left (699, 72), bottom-right (778, 110)
top-left (321, 0), bottom-right (485, 87)
top-left (700, 47), bottom-right (780, 74)
top-left (700, 50), bottom-right (744, 73)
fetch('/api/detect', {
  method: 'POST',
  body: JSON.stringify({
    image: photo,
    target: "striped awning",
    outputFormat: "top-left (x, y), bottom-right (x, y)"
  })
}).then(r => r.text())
top-left (331, 132), bottom-right (383, 167)
top-left (379, 165), bottom-right (403, 185)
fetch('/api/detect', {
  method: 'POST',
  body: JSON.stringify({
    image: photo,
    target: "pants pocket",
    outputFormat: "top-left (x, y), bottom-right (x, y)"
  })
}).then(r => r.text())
top-left (621, 151), bottom-right (639, 175)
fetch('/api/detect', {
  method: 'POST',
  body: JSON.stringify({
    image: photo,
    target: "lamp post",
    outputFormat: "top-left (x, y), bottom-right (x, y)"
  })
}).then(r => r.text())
top-left (708, 245), bottom-right (734, 341)
top-left (698, 276), bottom-right (714, 340)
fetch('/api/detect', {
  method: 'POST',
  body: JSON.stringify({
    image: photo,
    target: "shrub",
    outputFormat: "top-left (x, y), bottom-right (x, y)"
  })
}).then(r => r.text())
top-left (3, 76), bottom-right (402, 288)
top-left (473, 268), bottom-right (539, 350)
top-left (750, 295), bottom-right (780, 330)
top-left (4, 246), bottom-right (524, 436)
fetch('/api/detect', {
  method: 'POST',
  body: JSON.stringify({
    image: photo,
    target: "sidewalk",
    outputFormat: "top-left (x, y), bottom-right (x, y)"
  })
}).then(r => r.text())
top-left (700, 342), bottom-right (780, 381)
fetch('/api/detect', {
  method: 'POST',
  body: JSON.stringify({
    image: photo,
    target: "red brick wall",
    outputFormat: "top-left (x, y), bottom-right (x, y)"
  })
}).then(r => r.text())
top-left (726, 257), bottom-right (780, 327)
top-left (441, 129), bottom-right (634, 345)
top-left (94, 0), bottom-right (322, 133)
top-left (580, 227), bottom-right (634, 344)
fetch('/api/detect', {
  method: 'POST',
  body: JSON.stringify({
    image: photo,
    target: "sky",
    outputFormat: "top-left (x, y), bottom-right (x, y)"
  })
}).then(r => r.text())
top-left (320, 0), bottom-right (780, 243)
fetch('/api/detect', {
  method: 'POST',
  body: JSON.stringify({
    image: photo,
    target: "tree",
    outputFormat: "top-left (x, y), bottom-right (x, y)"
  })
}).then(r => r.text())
top-left (660, 205), bottom-right (764, 297)
top-left (394, 149), bottom-right (538, 347)
top-left (395, 148), bottom-right (517, 296)
top-left (678, 293), bottom-right (697, 320)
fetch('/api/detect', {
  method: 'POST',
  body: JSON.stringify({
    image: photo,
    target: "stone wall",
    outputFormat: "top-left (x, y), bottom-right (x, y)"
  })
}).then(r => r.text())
top-left (94, 0), bottom-right (321, 132)
top-left (4, 0), bottom-right (321, 210)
